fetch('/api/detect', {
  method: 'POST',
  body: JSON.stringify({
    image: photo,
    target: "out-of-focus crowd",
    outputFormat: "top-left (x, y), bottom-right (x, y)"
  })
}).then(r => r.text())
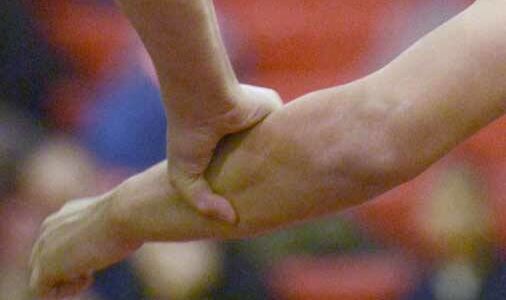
top-left (1, 0), bottom-right (505, 299)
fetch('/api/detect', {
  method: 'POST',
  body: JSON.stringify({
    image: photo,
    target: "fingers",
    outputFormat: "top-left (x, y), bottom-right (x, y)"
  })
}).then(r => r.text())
top-left (168, 126), bottom-right (238, 224)
top-left (241, 84), bottom-right (284, 116)
top-left (30, 250), bottom-right (93, 299)
top-left (231, 84), bottom-right (283, 131)
top-left (166, 84), bottom-right (282, 224)
top-left (38, 275), bottom-right (93, 300)
top-left (170, 168), bottom-right (237, 224)
top-left (241, 84), bottom-right (284, 110)
top-left (29, 198), bottom-right (101, 299)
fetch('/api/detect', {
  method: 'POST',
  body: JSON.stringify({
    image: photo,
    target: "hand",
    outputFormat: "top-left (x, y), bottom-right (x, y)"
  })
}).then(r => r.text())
top-left (29, 196), bottom-right (140, 299)
top-left (167, 84), bottom-right (283, 223)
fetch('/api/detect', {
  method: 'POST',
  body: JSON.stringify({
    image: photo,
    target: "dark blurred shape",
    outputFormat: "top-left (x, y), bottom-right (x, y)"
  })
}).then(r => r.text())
top-left (93, 261), bottom-right (145, 300)
top-left (209, 241), bottom-right (270, 300)
top-left (29, 0), bottom-right (135, 81)
top-left (481, 259), bottom-right (506, 300)
top-left (209, 217), bottom-right (368, 300)
top-left (0, 103), bottom-right (43, 198)
top-left (26, 0), bottom-right (140, 131)
top-left (0, 1), bottom-right (60, 117)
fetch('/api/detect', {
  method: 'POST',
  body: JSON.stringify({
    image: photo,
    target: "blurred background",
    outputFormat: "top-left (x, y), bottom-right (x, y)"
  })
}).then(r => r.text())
top-left (1, 0), bottom-right (505, 299)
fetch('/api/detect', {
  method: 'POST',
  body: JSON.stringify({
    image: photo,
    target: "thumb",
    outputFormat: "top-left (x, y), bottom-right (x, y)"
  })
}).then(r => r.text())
top-left (170, 169), bottom-right (237, 224)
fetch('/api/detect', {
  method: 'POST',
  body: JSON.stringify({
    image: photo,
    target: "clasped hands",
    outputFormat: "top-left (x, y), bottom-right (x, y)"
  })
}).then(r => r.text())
top-left (29, 83), bottom-right (283, 298)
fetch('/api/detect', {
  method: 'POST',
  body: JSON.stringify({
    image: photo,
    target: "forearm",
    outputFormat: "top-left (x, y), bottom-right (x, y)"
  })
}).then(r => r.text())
top-left (115, 0), bottom-right (239, 117)
top-left (109, 0), bottom-right (506, 244)
top-left (29, 83), bottom-right (387, 296)
top-left (30, 2), bottom-right (506, 294)
top-left (107, 75), bottom-right (402, 242)
top-left (369, 0), bottom-right (506, 174)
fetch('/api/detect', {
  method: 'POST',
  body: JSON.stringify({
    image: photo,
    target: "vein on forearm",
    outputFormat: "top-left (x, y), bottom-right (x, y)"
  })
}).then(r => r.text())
top-left (369, 0), bottom-right (506, 176)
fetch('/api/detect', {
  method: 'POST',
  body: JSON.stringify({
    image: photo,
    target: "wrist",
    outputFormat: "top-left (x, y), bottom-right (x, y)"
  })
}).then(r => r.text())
top-left (164, 81), bottom-right (244, 126)
top-left (105, 186), bottom-right (144, 250)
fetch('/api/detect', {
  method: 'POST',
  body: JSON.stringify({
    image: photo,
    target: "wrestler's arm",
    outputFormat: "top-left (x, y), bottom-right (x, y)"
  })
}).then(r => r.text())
top-left (113, 0), bottom-right (506, 242)
top-left (30, 0), bottom-right (506, 296)
top-left (369, 0), bottom-right (506, 175)
top-left (116, 0), bottom-right (239, 105)
top-left (115, 0), bottom-right (281, 222)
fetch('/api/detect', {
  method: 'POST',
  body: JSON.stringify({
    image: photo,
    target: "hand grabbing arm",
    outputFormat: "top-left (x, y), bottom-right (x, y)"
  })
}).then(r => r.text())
top-left (116, 0), bottom-right (281, 223)
top-left (30, 0), bottom-right (506, 297)
top-left (113, 0), bottom-right (506, 240)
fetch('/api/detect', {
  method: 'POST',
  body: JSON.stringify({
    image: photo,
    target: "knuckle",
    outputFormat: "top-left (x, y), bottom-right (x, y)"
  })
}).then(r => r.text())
top-left (170, 166), bottom-right (202, 186)
top-left (169, 172), bottom-right (196, 191)
top-left (173, 153), bottom-right (212, 174)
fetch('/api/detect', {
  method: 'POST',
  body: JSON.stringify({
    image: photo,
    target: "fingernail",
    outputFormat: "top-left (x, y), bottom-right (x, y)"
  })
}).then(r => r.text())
top-left (196, 193), bottom-right (238, 224)
top-left (213, 201), bottom-right (238, 224)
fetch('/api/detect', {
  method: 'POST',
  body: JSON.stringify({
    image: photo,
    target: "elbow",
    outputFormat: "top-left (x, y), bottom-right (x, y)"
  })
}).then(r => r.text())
top-left (339, 135), bottom-right (418, 196)
top-left (329, 98), bottom-right (426, 197)
top-left (340, 119), bottom-right (440, 198)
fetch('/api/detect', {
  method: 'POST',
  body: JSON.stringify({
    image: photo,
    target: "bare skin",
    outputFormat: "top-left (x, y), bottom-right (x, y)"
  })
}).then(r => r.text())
top-left (30, 0), bottom-right (506, 298)
top-left (116, 0), bottom-right (282, 223)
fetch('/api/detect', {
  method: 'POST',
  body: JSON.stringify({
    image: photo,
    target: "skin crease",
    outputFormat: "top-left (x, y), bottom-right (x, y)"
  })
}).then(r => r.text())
top-left (116, 0), bottom-right (283, 223)
top-left (111, 82), bottom-right (404, 242)
top-left (30, 0), bottom-right (506, 297)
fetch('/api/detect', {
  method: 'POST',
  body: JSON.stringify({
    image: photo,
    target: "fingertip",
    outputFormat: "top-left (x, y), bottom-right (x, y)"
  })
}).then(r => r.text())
top-left (267, 89), bottom-right (283, 108)
top-left (213, 197), bottom-right (238, 224)
top-left (175, 176), bottom-right (238, 224)
top-left (243, 84), bottom-right (283, 108)
top-left (196, 194), bottom-right (238, 224)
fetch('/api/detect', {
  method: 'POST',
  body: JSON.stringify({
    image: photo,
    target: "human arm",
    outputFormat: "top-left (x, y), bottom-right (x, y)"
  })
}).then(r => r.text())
top-left (368, 0), bottom-right (506, 176)
top-left (115, 0), bottom-right (506, 241)
top-left (115, 0), bottom-right (281, 222)
top-left (30, 0), bottom-right (506, 297)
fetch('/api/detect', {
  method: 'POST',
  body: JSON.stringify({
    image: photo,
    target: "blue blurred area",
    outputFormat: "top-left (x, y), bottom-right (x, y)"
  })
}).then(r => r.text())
top-left (481, 259), bottom-right (506, 300)
top-left (93, 261), bottom-right (146, 300)
top-left (78, 65), bottom-right (166, 171)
